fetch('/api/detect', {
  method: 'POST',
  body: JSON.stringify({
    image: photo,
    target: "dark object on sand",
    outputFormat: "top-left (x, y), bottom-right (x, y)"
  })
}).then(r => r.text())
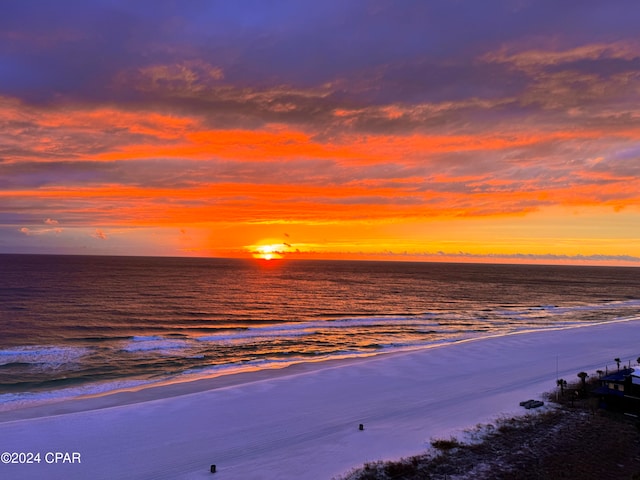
top-left (520, 399), bottom-right (544, 409)
top-left (359, 423), bottom-right (364, 430)
top-left (210, 464), bottom-right (216, 473)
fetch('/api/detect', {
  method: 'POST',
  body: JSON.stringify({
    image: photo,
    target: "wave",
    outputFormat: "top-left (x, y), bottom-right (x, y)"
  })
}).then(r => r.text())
top-left (0, 378), bottom-right (156, 413)
top-left (120, 336), bottom-right (191, 354)
top-left (195, 315), bottom-right (442, 343)
top-left (0, 346), bottom-right (89, 367)
top-left (496, 299), bottom-right (640, 318)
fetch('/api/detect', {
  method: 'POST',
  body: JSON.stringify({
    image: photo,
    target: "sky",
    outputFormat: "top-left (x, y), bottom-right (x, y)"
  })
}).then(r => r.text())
top-left (1, 0), bottom-right (639, 264)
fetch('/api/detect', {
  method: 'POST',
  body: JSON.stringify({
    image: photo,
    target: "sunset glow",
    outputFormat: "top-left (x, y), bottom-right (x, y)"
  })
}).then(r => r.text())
top-left (1, 2), bottom-right (639, 265)
top-left (251, 244), bottom-right (286, 261)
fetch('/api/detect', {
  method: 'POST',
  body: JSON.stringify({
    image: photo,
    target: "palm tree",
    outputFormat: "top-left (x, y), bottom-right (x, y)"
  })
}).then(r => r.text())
top-left (615, 358), bottom-right (621, 371)
top-left (636, 356), bottom-right (640, 366)
top-left (556, 378), bottom-right (567, 396)
top-left (577, 372), bottom-right (589, 393)
top-left (596, 369), bottom-right (604, 378)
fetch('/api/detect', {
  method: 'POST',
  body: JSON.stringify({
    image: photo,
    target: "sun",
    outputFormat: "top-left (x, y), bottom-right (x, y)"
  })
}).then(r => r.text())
top-left (253, 244), bottom-right (284, 260)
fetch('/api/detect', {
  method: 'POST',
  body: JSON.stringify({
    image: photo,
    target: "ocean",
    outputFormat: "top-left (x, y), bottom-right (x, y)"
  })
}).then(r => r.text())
top-left (1, 254), bottom-right (639, 411)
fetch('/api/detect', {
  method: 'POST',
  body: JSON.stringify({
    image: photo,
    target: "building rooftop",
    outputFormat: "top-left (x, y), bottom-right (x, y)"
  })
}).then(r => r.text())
top-left (601, 368), bottom-right (635, 382)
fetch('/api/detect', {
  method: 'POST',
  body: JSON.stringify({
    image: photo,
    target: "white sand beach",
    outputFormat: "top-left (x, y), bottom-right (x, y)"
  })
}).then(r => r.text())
top-left (1, 320), bottom-right (639, 480)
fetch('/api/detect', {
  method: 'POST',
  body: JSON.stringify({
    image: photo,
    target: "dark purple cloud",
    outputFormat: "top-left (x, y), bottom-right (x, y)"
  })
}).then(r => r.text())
top-left (2, 0), bottom-right (639, 106)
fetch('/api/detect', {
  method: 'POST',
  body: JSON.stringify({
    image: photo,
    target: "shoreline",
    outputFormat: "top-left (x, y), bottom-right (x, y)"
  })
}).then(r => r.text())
top-left (2, 318), bottom-right (635, 424)
top-left (0, 352), bottom-right (381, 423)
top-left (1, 319), bottom-right (640, 479)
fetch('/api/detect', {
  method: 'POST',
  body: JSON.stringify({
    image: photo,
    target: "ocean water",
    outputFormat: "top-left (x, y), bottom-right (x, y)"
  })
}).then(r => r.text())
top-left (1, 254), bottom-right (639, 411)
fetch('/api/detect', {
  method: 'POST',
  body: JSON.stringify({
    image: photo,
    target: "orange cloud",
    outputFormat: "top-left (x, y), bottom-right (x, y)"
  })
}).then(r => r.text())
top-left (92, 229), bottom-right (108, 240)
top-left (2, 44), bottom-right (640, 264)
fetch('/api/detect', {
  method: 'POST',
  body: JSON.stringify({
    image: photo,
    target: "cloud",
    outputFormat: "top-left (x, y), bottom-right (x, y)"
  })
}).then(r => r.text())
top-left (118, 61), bottom-right (224, 96)
top-left (92, 229), bottom-right (107, 240)
top-left (1, 1), bottom-right (640, 261)
top-left (481, 42), bottom-right (640, 111)
top-left (482, 42), bottom-right (640, 71)
top-left (426, 251), bottom-right (640, 264)
top-left (18, 225), bottom-right (62, 236)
